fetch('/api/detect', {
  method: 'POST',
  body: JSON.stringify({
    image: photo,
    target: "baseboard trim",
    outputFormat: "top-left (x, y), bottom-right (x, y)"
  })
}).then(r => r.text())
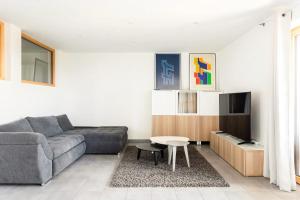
top-left (128, 139), bottom-right (150, 144)
top-left (296, 176), bottom-right (300, 185)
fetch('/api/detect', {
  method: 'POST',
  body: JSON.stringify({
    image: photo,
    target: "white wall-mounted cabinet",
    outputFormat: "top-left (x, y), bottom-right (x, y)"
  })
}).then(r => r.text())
top-left (152, 90), bottom-right (220, 116)
top-left (152, 90), bottom-right (176, 115)
top-left (198, 91), bottom-right (220, 115)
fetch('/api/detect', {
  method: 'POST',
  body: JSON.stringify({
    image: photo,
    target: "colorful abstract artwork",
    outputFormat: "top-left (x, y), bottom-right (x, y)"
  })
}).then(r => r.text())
top-left (189, 53), bottom-right (216, 91)
top-left (155, 54), bottom-right (180, 90)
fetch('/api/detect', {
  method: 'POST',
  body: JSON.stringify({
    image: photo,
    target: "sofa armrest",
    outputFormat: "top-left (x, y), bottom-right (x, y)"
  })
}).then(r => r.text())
top-left (0, 132), bottom-right (53, 160)
top-left (0, 132), bottom-right (53, 184)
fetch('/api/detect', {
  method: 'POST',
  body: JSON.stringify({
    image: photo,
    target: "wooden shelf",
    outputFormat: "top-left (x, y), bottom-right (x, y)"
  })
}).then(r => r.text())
top-left (210, 131), bottom-right (264, 177)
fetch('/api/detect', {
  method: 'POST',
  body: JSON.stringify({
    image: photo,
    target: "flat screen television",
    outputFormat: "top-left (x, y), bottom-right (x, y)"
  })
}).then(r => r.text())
top-left (219, 92), bottom-right (251, 144)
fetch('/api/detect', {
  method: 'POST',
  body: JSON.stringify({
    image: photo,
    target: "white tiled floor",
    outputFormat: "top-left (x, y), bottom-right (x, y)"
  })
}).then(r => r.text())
top-left (0, 144), bottom-right (299, 200)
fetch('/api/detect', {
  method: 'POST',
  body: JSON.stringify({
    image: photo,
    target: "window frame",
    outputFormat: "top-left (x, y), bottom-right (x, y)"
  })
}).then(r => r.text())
top-left (21, 33), bottom-right (55, 86)
top-left (0, 21), bottom-right (4, 80)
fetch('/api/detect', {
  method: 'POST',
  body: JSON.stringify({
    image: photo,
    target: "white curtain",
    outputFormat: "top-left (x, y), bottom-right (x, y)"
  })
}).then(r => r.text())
top-left (264, 11), bottom-right (297, 192)
top-left (295, 32), bottom-right (300, 184)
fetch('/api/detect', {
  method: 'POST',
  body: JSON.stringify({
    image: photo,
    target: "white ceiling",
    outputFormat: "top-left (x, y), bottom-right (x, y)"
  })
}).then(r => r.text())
top-left (0, 0), bottom-right (295, 52)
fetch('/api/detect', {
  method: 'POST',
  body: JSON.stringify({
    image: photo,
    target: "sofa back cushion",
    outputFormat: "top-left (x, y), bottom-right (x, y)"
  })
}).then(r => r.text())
top-left (26, 116), bottom-right (63, 137)
top-left (0, 119), bottom-right (33, 132)
top-left (56, 114), bottom-right (74, 131)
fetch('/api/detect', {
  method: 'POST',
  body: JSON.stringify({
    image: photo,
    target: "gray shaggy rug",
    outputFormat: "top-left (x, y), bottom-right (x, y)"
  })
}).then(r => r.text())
top-left (110, 145), bottom-right (229, 187)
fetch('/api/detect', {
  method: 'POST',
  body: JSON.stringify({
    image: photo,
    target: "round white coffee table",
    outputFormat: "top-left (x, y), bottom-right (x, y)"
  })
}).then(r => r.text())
top-left (150, 136), bottom-right (190, 172)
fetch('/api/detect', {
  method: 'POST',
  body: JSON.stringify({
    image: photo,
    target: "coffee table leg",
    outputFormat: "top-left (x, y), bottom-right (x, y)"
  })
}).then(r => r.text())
top-left (184, 145), bottom-right (190, 167)
top-left (168, 146), bottom-right (172, 165)
top-left (137, 149), bottom-right (141, 160)
top-left (154, 152), bottom-right (158, 165)
top-left (172, 146), bottom-right (177, 172)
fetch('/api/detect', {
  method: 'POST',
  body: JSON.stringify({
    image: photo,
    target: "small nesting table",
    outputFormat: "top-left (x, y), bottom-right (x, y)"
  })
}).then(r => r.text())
top-left (136, 144), bottom-right (166, 165)
top-left (150, 136), bottom-right (190, 172)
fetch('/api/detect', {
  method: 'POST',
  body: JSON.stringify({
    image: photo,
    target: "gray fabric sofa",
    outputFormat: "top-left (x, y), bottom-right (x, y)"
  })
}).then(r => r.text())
top-left (0, 115), bottom-right (128, 185)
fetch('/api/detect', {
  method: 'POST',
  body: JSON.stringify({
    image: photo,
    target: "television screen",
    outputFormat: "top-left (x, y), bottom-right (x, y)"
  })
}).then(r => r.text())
top-left (219, 92), bottom-right (251, 142)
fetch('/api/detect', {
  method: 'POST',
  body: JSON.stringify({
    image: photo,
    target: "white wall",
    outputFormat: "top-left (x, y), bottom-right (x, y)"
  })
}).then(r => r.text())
top-left (0, 22), bottom-right (66, 123)
top-left (217, 18), bottom-right (274, 144)
top-left (58, 53), bottom-right (154, 139)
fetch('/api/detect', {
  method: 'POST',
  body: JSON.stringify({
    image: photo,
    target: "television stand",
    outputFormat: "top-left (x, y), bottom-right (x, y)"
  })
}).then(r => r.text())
top-left (215, 131), bottom-right (223, 134)
top-left (210, 131), bottom-right (264, 176)
top-left (238, 141), bottom-right (255, 145)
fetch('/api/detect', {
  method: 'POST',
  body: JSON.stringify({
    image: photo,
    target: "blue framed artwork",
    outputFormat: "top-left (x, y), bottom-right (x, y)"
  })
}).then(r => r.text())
top-left (155, 53), bottom-right (180, 90)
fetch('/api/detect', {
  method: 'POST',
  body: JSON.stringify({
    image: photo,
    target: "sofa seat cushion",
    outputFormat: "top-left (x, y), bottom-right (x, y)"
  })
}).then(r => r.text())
top-left (0, 119), bottom-right (33, 132)
top-left (52, 142), bottom-right (86, 176)
top-left (64, 126), bottom-right (128, 154)
top-left (47, 134), bottom-right (85, 158)
top-left (26, 116), bottom-right (63, 137)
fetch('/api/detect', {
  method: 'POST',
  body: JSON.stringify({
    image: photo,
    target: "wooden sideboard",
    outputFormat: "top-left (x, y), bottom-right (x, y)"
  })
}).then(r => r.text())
top-left (152, 115), bottom-right (219, 141)
top-left (210, 131), bottom-right (264, 176)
